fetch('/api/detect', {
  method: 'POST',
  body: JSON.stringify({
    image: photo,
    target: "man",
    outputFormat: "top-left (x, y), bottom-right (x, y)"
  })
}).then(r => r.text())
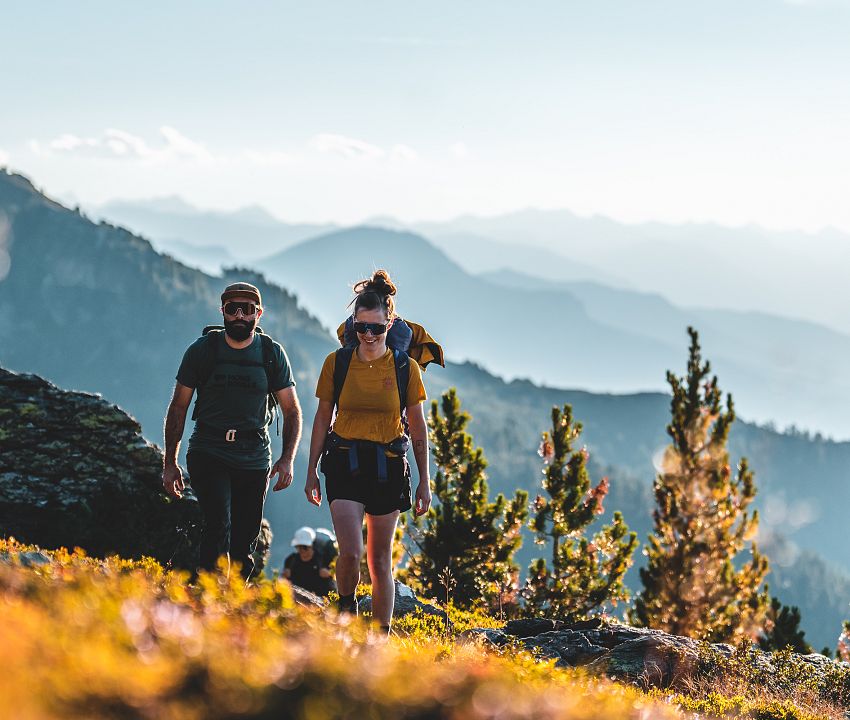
top-left (282, 526), bottom-right (335, 597)
top-left (162, 281), bottom-right (302, 581)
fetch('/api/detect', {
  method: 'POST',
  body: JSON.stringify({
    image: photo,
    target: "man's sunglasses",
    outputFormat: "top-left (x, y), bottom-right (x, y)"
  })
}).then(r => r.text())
top-left (353, 321), bottom-right (388, 335)
top-left (223, 301), bottom-right (258, 316)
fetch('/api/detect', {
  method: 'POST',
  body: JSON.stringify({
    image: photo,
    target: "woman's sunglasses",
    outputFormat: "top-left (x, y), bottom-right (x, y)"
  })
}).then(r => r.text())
top-left (353, 321), bottom-right (388, 335)
top-left (223, 301), bottom-right (258, 316)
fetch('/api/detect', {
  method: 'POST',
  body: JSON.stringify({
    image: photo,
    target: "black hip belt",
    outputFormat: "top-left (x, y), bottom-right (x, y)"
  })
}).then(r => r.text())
top-left (195, 421), bottom-right (267, 443)
top-left (324, 432), bottom-right (409, 483)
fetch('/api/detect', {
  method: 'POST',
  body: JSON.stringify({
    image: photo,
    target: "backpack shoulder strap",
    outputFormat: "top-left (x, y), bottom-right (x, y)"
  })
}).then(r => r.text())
top-left (332, 347), bottom-right (355, 411)
top-left (259, 333), bottom-right (276, 390)
top-left (191, 331), bottom-right (222, 421)
top-left (393, 349), bottom-right (411, 435)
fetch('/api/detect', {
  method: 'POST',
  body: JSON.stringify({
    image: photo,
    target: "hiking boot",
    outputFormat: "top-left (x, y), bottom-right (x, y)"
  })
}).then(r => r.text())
top-left (337, 593), bottom-right (358, 616)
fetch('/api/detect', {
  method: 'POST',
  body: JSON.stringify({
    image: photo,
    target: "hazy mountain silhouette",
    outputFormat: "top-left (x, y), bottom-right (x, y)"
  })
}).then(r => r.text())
top-left (260, 226), bottom-right (680, 388)
top-left (260, 228), bottom-right (850, 438)
top-left (97, 197), bottom-right (335, 267)
top-left (4, 171), bottom-right (850, 648)
top-left (407, 208), bottom-right (850, 337)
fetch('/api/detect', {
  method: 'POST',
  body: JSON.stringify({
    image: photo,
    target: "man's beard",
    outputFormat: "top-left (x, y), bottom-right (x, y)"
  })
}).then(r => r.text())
top-left (224, 317), bottom-right (256, 342)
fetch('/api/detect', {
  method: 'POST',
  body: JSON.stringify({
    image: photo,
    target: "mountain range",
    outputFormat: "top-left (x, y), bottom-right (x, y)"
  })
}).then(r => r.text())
top-left (94, 197), bottom-right (850, 439)
top-left (94, 197), bottom-right (850, 339)
top-left (3, 170), bottom-right (850, 648)
top-left (257, 226), bottom-right (850, 439)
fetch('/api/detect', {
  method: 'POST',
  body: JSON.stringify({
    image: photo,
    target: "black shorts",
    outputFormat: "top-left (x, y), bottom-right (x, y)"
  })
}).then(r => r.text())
top-left (321, 443), bottom-right (412, 516)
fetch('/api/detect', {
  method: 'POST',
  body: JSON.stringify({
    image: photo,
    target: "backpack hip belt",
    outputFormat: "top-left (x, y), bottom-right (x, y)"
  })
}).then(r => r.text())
top-left (324, 431), bottom-right (409, 483)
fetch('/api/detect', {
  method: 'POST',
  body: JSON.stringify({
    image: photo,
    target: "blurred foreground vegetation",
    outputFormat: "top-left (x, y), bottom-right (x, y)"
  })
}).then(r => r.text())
top-left (0, 538), bottom-right (844, 720)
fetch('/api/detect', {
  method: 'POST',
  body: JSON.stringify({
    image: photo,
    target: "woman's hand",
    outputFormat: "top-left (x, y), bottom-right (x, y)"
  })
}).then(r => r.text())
top-left (305, 469), bottom-right (322, 507)
top-left (414, 478), bottom-right (432, 516)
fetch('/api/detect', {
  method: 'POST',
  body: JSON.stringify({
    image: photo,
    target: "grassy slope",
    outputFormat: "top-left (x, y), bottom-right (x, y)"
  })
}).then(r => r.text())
top-left (1, 538), bottom-right (844, 720)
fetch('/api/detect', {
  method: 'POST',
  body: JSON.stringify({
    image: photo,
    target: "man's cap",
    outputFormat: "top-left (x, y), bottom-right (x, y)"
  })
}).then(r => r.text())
top-left (291, 526), bottom-right (316, 547)
top-left (221, 282), bottom-right (262, 306)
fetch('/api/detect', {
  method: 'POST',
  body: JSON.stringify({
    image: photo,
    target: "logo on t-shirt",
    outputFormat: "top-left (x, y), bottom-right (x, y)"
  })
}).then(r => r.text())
top-left (383, 377), bottom-right (394, 390)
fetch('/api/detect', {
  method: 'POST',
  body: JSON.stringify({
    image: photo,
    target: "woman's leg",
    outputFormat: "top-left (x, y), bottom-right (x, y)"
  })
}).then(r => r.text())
top-left (365, 510), bottom-right (400, 628)
top-left (330, 499), bottom-right (365, 599)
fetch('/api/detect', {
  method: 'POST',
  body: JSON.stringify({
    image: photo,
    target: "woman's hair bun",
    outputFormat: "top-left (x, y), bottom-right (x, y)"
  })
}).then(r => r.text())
top-left (353, 269), bottom-right (397, 297)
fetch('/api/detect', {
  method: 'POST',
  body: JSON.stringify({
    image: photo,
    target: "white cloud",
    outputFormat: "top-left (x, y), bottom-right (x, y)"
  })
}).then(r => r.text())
top-left (0, 148), bottom-right (9, 166)
top-left (311, 133), bottom-right (385, 159)
top-left (103, 128), bottom-right (153, 158)
top-left (159, 126), bottom-right (212, 161)
top-left (26, 125), bottom-right (295, 171)
top-left (29, 126), bottom-right (213, 163)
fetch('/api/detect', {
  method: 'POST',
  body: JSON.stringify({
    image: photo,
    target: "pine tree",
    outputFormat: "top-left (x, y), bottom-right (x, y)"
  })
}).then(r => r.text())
top-left (758, 597), bottom-right (812, 653)
top-left (523, 404), bottom-right (637, 620)
top-left (404, 388), bottom-right (528, 609)
top-left (630, 327), bottom-right (769, 643)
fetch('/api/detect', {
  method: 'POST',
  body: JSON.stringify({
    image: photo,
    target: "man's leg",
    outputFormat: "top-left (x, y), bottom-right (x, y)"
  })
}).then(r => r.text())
top-left (330, 499), bottom-right (365, 609)
top-left (187, 451), bottom-right (232, 573)
top-left (365, 510), bottom-right (400, 629)
top-left (229, 466), bottom-right (270, 581)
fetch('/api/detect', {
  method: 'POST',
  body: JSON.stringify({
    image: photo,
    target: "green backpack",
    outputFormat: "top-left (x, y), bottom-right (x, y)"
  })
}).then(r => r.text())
top-left (191, 326), bottom-right (281, 432)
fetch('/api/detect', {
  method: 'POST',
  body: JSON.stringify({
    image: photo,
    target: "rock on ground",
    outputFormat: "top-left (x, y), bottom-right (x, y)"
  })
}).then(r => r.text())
top-left (463, 618), bottom-right (847, 689)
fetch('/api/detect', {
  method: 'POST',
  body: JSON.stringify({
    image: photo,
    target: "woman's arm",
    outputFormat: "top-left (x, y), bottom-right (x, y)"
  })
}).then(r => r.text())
top-left (406, 402), bottom-right (432, 516)
top-left (305, 400), bottom-right (334, 506)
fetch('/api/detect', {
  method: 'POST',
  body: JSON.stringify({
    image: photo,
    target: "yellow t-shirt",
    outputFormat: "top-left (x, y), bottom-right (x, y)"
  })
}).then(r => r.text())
top-left (316, 349), bottom-right (427, 444)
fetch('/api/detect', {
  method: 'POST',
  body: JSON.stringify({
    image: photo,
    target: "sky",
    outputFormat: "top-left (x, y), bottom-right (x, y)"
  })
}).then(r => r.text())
top-left (2, 0), bottom-right (850, 229)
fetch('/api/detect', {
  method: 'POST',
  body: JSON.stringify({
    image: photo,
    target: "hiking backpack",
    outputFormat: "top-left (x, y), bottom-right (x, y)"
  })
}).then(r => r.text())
top-left (191, 326), bottom-right (281, 432)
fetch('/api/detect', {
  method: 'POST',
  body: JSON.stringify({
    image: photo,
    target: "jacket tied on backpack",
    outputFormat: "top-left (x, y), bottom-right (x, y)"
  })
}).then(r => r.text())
top-left (336, 317), bottom-right (445, 370)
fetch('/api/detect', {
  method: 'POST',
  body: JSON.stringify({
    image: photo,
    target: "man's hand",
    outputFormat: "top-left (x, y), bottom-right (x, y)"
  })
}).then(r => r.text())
top-left (270, 457), bottom-right (294, 491)
top-left (305, 469), bottom-right (322, 506)
top-left (414, 478), bottom-right (432, 516)
top-left (162, 464), bottom-right (185, 499)
top-left (319, 567), bottom-right (331, 579)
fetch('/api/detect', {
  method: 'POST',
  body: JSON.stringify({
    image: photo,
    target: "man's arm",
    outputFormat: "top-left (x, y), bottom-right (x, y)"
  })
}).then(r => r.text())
top-left (270, 386), bottom-right (302, 491)
top-left (162, 382), bottom-right (194, 499)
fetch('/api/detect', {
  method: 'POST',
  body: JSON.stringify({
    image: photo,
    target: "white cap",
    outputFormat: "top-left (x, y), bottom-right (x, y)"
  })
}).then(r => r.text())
top-left (291, 526), bottom-right (316, 547)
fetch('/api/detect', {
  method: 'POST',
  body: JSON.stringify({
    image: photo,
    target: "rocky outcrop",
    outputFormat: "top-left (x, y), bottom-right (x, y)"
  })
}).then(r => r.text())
top-left (464, 618), bottom-right (844, 689)
top-left (0, 367), bottom-right (268, 572)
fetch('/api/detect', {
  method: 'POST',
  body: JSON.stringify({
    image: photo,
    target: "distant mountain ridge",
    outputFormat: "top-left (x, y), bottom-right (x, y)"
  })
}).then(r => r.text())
top-left (407, 208), bottom-right (850, 337)
top-left (96, 197), bottom-right (336, 268)
top-left (259, 226), bottom-right (850, 439)
top-left (97, 197), bottom-right (850, 338)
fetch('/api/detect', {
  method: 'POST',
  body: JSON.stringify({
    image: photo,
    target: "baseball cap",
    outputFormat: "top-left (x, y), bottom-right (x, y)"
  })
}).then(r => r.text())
top-left (221, 282), bottom-right (262, 306)
top-left (291, 526), bottom-right (316, 547)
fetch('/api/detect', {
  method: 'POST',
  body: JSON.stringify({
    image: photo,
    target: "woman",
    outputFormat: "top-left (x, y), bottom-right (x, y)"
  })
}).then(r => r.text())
top-left (305, 270), bottom-right (432, 634)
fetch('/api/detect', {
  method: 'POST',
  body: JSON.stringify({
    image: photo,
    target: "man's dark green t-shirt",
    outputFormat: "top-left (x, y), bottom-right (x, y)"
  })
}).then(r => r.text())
top-left (176, 332), bottom-right (295, 469)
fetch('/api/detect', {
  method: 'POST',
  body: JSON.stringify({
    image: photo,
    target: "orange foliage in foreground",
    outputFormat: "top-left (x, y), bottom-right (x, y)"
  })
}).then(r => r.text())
top-left (0, 538), bottom-right (676, 720)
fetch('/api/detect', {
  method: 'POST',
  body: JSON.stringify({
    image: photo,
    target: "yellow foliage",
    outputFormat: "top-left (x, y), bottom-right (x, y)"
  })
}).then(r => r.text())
top-left (0, 538), bottom-right (832, 719)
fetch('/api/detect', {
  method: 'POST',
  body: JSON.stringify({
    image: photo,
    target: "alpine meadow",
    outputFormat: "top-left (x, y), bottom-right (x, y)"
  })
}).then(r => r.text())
top-left (3, 3), bottom-right (850, 718)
